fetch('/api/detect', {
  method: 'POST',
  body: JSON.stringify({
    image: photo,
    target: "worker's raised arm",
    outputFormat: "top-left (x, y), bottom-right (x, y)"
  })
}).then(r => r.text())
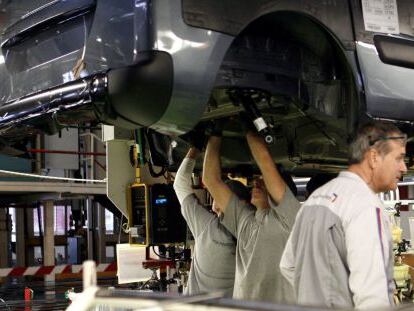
top-left (202, 136), bottom-right (233, 214)
top-left (173, 147), bottom-right (199, 204)
top-left (246, 131), bottom-right (286, 204)
top-left (174, 147), bottom-right (214, 238)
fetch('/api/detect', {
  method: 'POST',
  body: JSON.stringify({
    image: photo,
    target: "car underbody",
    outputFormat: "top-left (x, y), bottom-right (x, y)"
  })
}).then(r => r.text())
top-left (0, 3), bottom-right (413, 176)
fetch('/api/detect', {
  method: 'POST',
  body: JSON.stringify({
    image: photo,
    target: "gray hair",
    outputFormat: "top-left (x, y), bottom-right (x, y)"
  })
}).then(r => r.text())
top-left (349, 121), bottom-right (407, 165)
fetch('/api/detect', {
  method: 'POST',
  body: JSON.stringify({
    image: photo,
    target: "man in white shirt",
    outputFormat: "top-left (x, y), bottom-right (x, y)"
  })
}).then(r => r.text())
top-left (280, 121), bottom-right (407, 309)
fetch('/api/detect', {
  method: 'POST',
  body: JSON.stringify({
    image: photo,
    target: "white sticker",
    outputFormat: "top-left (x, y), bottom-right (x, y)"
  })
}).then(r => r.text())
top-left (130, 227), bottom-right (138, 237)
top-left (253, 117), bottom-right (267, 132)
top-left (361, 0), bottom-right (399, 34)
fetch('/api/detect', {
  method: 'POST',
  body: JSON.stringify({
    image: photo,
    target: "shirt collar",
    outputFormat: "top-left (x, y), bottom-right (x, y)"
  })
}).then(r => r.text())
top-left (339, 171), bottom-right (375, 194)
top-left (339, 171), bottom-right (361, 181)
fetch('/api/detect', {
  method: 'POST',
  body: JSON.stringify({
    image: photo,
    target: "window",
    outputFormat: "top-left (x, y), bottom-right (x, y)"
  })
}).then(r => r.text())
top-left (34, 246), bottom-right (43, 265)
top-left (33, 206), bottom-right (44, 236)
top-left (33, 204), bottom-right (71, 235)
top-left (105, 209), bottom-right (114, 234)
top-left (54, 205), bottom-right (66, 235)
top-left (106, 245), bottom-right (115, 261)
top-left (55, 245), bottom-right (66, 264)
top-left (8, 207), bottom-right (15, 242)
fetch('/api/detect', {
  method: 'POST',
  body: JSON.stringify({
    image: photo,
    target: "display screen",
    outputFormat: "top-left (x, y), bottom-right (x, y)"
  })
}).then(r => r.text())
top-left (155, 197), bottom-right (167, 205)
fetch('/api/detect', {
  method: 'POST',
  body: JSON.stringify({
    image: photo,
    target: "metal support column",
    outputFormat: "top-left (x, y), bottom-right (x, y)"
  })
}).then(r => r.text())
top-left (16, 208), bottom-right (25, 266)
top-left (86, 198), bottom-right (94, 260)
top-left (35, 134), bottom-right (42, 174)
top-left (0, 208), bottom-right (8, 267)
top-left (43, 200), bottom-right (55, 294)
top-left (97, 203), bottom-right (106, 263)
top-left (25, 208), bottom-right (35, 265)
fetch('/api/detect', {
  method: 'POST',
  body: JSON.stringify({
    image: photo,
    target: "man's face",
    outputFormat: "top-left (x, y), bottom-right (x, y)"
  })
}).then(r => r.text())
top-left (373, 140), bottom-right (407, 192)
top-left (251, 178), bottom-right (269, 209)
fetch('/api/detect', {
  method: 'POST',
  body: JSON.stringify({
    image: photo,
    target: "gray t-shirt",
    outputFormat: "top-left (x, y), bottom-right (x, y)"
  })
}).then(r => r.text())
top-left (221, 188), bottom-right (300, 303)
top-left (181, 194), bottom-right (236, 297)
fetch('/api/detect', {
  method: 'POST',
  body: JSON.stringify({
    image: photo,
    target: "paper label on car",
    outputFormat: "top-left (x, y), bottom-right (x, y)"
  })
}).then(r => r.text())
top-left (361, 0), bottom-right (399, 34)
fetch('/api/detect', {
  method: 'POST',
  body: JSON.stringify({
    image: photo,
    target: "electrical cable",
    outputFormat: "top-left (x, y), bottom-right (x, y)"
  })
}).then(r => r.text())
top-left (118, 214), bottom-right (124, 244)
top-left (152, 245), bottom-right (168, 259)
top-left (148, 160), bottom-right (166, 178)
top-left (0, 169), bottom-right (106, 183)
top-left (138, 278), bottom-right (154, 290)
top-left (151, 246), bottom-right (185, 261)
top-left (121, 222), bottom-right (130, 234)
top-left (135, 129), bottom-right (146, 167)
top-left (291, 99), bottom-right (337, 146)
top-left (0, 297), bottom-right (10, 311)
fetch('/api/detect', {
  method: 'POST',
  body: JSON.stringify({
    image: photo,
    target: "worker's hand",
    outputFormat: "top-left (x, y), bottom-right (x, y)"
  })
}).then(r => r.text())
top-left (206, 119), bottom-right (226, 137)
top-left (186, 147), bottom-right (200, 159)
top-left (239, 111), bottom-right (256, 135)
top-left (180, 123), bottom-right (207, 151)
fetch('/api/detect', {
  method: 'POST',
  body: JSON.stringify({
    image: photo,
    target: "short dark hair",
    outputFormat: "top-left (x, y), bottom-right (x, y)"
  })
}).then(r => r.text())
top-left (348, 121), bottom-right (406, 165)
top-left (225, 179), bottom-right (251, 202)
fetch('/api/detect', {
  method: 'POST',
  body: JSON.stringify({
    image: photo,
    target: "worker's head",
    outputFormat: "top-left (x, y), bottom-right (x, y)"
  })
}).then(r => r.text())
top-left (305, 173), bottom-right (336, 198)
top-left (349, 121), bottom-right (407, 192)
top-left (212, 179), bottom-right (251, 215)
top-left (251, 177), bottom-right (269, 209)
top-left (251, 167), bottom-right (297, 209)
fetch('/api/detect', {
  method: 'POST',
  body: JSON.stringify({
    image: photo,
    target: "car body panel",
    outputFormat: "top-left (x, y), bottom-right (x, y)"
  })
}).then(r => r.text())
top-left (0, 0), bottom-right (234, 136)
top-left (350, 0), bottom-right (414, 121)
top-left (0, 0), bottom-right (153, 122)
top-left (150, 0), bottom-right (234, 134)
top-left (356, 41), bottom-right (414, 121)
top-left (0, 0), bottom-right (414, 167)
top-left (182, 0), bottom-right (355, 49)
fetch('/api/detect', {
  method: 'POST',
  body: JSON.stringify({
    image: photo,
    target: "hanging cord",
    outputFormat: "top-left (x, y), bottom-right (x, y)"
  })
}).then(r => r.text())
top-left (72, 16), bottom-right (87, 79)
top-left (135, 129), bottom-right (145, 167)
top-left (118, 215), bottom-right (124, 244)
top-left (151, 246), bottom-right (184, 261)
top-left (143, 129), bottom-right (168, 178)
top-left (148, 160), bottom-right (166, 178)
top-left (0, 169), bottom-right (105, 183)
top-left (0, 298), bottom-right (10, 311)
top-left (115, 213), bottom-right (130, 239)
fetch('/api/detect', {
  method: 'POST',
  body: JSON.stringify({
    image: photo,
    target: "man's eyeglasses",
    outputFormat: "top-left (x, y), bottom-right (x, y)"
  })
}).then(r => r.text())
top-left (368, 134), bottom-right (407, 146)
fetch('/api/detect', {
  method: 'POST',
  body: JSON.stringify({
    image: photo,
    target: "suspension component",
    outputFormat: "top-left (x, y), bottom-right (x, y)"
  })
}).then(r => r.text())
top-left (228, 88), bottom-right (274, 144)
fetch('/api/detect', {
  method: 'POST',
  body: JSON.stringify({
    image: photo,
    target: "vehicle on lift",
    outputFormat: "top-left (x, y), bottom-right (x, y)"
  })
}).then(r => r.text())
top-left (0, 0), bottom-right (413, 173)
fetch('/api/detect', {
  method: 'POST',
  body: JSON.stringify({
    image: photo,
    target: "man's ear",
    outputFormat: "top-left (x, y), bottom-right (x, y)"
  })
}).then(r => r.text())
top-left (367, 148), bottom-right (378, 169)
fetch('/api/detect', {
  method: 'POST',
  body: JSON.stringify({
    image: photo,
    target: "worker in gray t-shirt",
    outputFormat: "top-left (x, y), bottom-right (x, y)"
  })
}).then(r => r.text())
top-left (173, 147), bottom-right (250, 297)
top-left (203, 130), bottom-right (300, 304)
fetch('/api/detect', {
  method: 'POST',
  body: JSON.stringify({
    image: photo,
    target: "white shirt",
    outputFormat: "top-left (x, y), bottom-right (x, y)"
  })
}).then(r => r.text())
top-left (280, 171), bottom-right (394, 309)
